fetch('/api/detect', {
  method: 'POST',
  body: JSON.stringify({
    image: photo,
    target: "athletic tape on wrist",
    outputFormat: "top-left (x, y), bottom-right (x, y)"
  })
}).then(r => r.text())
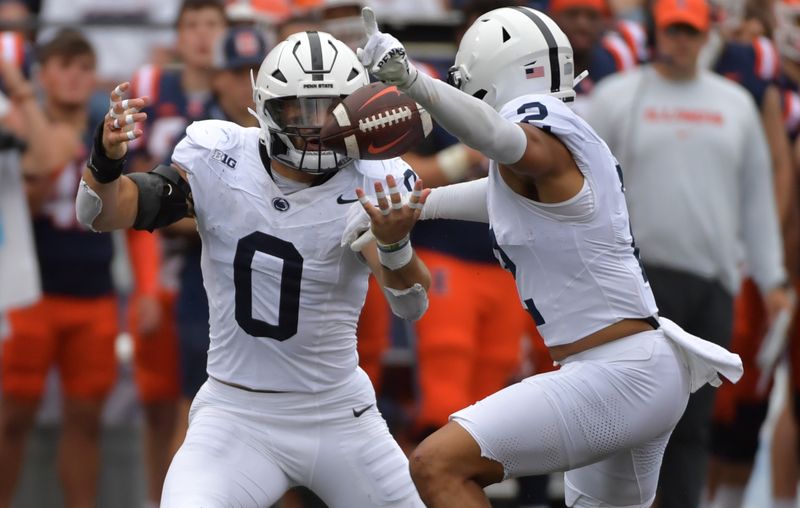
top-left (377, 238), bottom-right (413, 270)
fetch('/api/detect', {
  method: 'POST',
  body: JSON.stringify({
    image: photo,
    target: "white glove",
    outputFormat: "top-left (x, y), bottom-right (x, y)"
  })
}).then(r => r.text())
top-left (341, 200), bottom-right (372, 251)
top-left (357, 7), bottom-right (418, 89)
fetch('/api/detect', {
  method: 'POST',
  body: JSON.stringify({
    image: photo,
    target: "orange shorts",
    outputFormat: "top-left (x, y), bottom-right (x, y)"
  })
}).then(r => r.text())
top-left (2, 295), bottom-right (118, 399)
top-left (713, 278), bottom-right (767, 424)
top-left (357, 276), bottom-right (390, 389)
top-left (414, 248), bottom-right (528, 429)
top-left (130, 290), bottom-right (181, 403)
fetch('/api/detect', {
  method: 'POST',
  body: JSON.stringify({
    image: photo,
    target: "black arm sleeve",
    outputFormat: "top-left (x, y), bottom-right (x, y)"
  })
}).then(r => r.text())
top-left (127, 165), bottom-right (191, 232)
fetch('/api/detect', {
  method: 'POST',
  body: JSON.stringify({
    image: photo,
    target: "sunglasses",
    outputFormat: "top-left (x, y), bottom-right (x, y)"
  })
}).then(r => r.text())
top-left (663, 23), bottom-right (704, 37)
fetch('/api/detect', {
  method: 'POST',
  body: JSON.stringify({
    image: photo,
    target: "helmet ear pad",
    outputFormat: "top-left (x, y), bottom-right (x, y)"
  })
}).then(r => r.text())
top-left (250, 31), bottom-right (370, 173)
top-left (454, 7), bottom-right (577, 110)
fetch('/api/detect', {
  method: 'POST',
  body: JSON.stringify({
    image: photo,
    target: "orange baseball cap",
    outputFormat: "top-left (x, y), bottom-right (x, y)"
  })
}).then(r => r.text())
top-left (549, 0), bottom-right (610, 15)
top-left (653, 0), bottom-right (710, 31)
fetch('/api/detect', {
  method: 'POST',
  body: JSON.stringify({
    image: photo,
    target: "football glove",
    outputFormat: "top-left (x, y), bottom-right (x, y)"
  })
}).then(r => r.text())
top-left (357, 7), bottom-right (418, 90)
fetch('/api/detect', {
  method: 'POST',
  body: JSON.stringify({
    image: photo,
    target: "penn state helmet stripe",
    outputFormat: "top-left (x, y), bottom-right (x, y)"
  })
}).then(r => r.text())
top-left (307, 31), bottom-right (324, 81)
top-left (513, 7), bottom-right (560, 93)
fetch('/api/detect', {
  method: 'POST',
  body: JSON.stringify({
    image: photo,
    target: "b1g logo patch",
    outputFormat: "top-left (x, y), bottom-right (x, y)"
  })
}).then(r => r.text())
top-left (212, 149), bottom-right (237, 168)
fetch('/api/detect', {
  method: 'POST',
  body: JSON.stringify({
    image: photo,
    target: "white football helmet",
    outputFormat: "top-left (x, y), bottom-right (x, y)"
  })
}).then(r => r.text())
top-left (775, 0), bottom-right (800, 62)
top-left (252, 31), bottom-right (369, 173)
top-left (447, 7), bottom-right (577, 110)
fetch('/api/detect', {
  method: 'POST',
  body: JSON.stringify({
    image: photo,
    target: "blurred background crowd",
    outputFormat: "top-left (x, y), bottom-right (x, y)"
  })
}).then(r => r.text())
top-left (1, 0), bottom-right (799, 507)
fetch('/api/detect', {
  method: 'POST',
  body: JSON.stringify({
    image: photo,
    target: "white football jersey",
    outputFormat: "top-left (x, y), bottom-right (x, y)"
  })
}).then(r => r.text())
top-left (172, 120), bottom-right (418, 392)
top-left (487, 95), bottom-right (658, 348)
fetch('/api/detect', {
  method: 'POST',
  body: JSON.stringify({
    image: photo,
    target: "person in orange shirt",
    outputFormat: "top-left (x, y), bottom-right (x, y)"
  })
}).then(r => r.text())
top-left (0, 30), bottom-right (121, 508)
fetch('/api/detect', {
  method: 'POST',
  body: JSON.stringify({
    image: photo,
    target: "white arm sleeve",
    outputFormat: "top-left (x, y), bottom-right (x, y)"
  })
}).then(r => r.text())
top-left (420, 177), bottom-right (488, 223)
top-left (404, 71), bottom-right (527, 165)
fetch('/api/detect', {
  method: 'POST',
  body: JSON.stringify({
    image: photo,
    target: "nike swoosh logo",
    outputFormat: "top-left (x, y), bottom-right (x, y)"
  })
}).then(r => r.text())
top-left (368, 131), bottom-right (410, 155)
top-left (360, 85), bottom-right (400, 110)
top-left (337, 195), bottom-right (360, 204)
top-left (352, 404), bottom-right (373, 417)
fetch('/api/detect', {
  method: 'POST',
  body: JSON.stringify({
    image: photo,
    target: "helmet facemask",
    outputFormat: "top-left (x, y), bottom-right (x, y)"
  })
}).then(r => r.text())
top-left (263, 95), bottom-right (348, 173)
top-left (250, 31), bottom-right (369, 174)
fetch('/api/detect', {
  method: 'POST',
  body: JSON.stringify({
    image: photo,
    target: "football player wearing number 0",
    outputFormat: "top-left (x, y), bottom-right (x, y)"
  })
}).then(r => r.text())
top-left (356, 6), bottom-right (744, 508)
top-left (76, 31), bottom-right (431, 507)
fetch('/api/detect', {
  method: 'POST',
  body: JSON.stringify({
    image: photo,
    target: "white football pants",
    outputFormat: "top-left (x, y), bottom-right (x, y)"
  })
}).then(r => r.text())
top-left (452, 329), bottom-right (691, 508)
top-left (161, 368), bottom-right (423, 507)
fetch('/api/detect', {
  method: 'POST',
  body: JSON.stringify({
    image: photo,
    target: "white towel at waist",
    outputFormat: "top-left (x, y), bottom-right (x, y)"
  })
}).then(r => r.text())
top-left (659, 317), bottom-right (743, 393)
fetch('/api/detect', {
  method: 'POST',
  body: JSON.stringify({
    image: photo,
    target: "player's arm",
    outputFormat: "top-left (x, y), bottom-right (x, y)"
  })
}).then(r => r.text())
top-left (761, 85), bottom-right (793, 227)
top-left (356, 175), bottom-right (431, 321)
top-left (357, 8), bottom-right (555, 178)
top-left (77, 82), bottom-right (192, 233)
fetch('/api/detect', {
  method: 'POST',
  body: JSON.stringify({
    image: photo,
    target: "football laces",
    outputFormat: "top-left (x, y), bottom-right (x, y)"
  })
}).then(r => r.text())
top-left (358, 107), bottom-right (413, 132)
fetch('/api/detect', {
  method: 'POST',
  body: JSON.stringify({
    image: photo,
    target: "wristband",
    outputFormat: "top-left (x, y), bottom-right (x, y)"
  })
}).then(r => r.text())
top-left (377, 235), bottom-right (413, 270)
top-left (87, 121), bottom-right (125, 184)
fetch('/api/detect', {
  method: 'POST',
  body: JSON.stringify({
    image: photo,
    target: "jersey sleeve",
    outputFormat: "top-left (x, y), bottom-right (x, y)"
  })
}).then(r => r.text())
top-left (171, 120), bottom-right (241, 175)
top-left (498, 94), bottom-right (587, 143)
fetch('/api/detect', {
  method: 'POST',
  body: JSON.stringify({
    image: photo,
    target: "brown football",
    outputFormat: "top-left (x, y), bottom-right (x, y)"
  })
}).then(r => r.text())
top-left (320, 82), bottom-right (432, 160)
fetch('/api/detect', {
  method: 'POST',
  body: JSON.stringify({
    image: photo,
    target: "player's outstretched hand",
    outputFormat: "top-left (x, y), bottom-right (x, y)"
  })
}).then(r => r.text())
top-left (357, 7), bottom-right (417, 89)
top-left (355, 174), bottom-right (429, 247)
top-left (103, 82), bottom-right (149, 160)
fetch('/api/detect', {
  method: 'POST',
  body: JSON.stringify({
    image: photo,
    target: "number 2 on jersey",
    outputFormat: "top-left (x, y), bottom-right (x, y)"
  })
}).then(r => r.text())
top-left (233, 232), bottom-right (303, 340)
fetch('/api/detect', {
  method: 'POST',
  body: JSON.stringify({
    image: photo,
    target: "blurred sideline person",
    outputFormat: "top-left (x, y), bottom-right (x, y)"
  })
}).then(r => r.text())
top-left (356, 5), bottom-right (742, 507)
top-left (37, 0), bottom-right (180, 88)
top-left (0, 18), bottom-right (47, 336)
top-left (703, 7), bottom-right (797, 507)
top-left (587, 0), bottom-right (791, 507)
top-left (768, 2), bottom-right (800, 506)
top-left (0, 30), bottom-right (121, 508)
top-left (77, 30), bottom-right (431, 506)
top-left (0, 75), bottom-right (39, 364)
top-left (125, 1), bottom-right (228, 504)
top-left (548, 0), bottom-right (645, 116)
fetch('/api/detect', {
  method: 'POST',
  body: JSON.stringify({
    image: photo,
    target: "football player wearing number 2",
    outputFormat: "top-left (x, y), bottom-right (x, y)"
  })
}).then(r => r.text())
top-left (76, 31), bottom-right (430, 507)
top-left (354, 6), bottom-right (744, 508)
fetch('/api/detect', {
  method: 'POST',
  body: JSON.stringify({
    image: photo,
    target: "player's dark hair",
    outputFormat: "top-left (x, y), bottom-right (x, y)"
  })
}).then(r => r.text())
top-left (176, 0), bottom-right (227, 28)
top-left (36, 28), bottom-right (95, 65)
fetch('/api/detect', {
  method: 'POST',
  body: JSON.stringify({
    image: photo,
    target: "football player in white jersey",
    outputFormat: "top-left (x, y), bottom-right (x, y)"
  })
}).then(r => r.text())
top-left (75, 31), bottom-right (430, 507)
top-left (354, 7), bottom-right (743, 508)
